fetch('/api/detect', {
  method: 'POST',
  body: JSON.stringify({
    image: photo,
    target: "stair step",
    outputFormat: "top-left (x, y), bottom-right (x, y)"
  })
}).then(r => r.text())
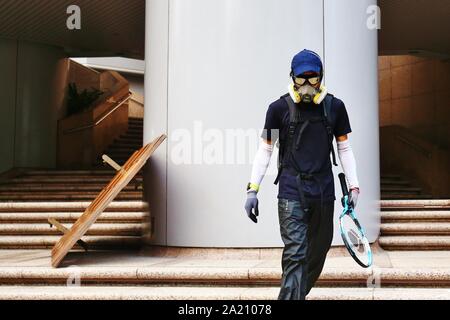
top-left (0, 201), bottom-right (149, 212)
top-left (120, 134), bottom-right (143, 139)
top-left (0, 212), bottom-right (147, 223)
top-left (380, 174), bottom-right (403, 180)
top-left (2, 177), bottom-right (142, 184)
top-left (1, 286), bottom-right (450, 300)
top-left (115, 137), bottom-right (143, 142)
top-left (109, 143), bottom-right (142, 149)
top-left (0, 193), bottom-right (143, 201)
top-left (381, 194), bottom-right (433, 200)
top-left (381, 211), bottom-right (450, 222)
top-left (104, 151), bottom-right (136, 157)
top-left (106, 147), bottom-right (140, 153)
top-left (22, 170), bottom-right (117, 176)
top-left (114, 143), bottom-right (143, 150)
top-left (381, 223), bottom-right (450, 235)
top-left (380, 179), bottom-right (411, 186)
top-left (128, 123), bottom-right (143, 127)
top-left (106, 147), bottom-right (141, 154)
top-left (0, 223), bottom-right (142, 236)
top-left (0, 184), bottom-right (142, 192)
top-left (0, 266), bottom-right (450, 288)
top-left (128, 122), bottom-right (143, 127)
top-left (381, 200), bottom-right (450, 210)
top-left (381, 187), bottom-right (423, 193)
top-left (126, 128), bottom-right (143, 133)
top-left (0, 236), bottom-right (142, 249)
top-left (379, 236), bottom-right (450, 250)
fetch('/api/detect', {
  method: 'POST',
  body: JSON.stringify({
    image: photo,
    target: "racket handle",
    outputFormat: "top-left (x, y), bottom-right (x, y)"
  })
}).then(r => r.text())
top-left (338, 173), bottom-right (349, 197)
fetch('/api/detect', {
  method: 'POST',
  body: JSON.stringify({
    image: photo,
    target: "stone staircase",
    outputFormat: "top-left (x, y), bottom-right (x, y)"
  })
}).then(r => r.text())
top-left (0, 248), bottom-right (449, 300)
top-left (381, 173), bottom-right (432, 200)
top-left (100, 117), bottom-right (143, 165)
top-left (0, 117), bottom-right (147, 250)
top-left (0, 198), bottom-right (148, 250)
top-left (380, 199), bottom-right (450, 250)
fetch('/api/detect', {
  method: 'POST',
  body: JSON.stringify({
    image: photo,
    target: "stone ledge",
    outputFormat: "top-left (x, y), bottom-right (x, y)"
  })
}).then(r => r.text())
top-left (0, 266), bottom-right (449, 287)
top-left (0, 286), bottom-right (448, 300)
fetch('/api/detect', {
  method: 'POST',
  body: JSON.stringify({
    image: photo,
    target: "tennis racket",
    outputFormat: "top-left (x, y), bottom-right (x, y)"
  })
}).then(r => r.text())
top-left (338, 173), bottom-right (372, 268)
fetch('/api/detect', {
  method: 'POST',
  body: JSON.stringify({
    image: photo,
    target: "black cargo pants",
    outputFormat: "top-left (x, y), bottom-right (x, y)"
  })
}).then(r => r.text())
top-left (277, 198), bottom-right (334, 300)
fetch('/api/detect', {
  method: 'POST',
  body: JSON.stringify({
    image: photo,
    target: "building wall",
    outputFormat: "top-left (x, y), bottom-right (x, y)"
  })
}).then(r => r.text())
top-left (0, 39), bottom-right (68, 173)
top-left (379, 55), bottom-right (450, 149)
top-left (0, 39), bottom-right (18, 174)
top-left (123, 73), bottom-right (144, 97)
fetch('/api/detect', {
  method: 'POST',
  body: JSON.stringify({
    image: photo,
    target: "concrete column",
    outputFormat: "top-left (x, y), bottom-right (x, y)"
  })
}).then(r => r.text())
top-left (144, 0), bottom-right (380, 247)
top-left (324, 0), bottom-right (380, 244)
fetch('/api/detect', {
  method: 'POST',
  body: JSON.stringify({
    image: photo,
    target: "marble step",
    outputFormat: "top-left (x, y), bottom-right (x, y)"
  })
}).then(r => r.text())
top-left (0, 211), bottom-right (147, 223)
top-left (380, 200), bottom-right (450, 210)
top-left (128, 123), bottom-right (143, 127)
top-left (0, 192), bottom-right (143, 201)
top-left (381, 194), bottom-right (433, 200)
top-left (125, 128), bottom-right (143, 134)
top-left (1, 286), bottom-right (449, 300)
top-left (2, 177), bottom-right (143, 184)
top-left (107, 143), bottom-right (142, 150)
top-left (381, 223), bottom-right (450, 235)
top-left (380, 180), bottom-right (411, 186)
top-left (120, 132), bottom-right (143, 137)
top-left (0, 223), bottom-right (143, 236)
top-left (0, 201), bottom-right (149, 212)
top-left (380, 187), bottom-right (422, 193)
top-left (381, 210), bottom-right (450, 222)
top-left (111, 143), bottom-right (143, 150)
top-left (379, 236), bottom-right (450, 250)
top-left (0, 236), bottom-right (142, 249)
top-left (104, 151), bottom-right (136, 158)
top-left (0, 184), bottom-right (142, 192)
top-left (21, 170), bottom-right (119, 176)
top-left (105, 147), bottom-right (141, 153)
top-left (0, 266), bottom-right (449, 288)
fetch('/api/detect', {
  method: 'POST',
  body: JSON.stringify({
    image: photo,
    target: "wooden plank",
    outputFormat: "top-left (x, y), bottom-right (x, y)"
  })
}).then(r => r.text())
top-left (48, 218), bottom-right (89, 251)
top-left (102, 155), bottom-right (122, 171)
top-left (51, 134), bottom-right (166, 267)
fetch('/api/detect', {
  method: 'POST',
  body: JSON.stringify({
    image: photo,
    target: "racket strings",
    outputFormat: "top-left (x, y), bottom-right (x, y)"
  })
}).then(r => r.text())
top-left (341, 214), bottom-right (371, 266)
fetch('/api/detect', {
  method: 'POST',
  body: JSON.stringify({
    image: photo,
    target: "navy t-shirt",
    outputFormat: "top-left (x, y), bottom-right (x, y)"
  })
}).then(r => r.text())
top-left (261, 94), bottom-right (352, 202)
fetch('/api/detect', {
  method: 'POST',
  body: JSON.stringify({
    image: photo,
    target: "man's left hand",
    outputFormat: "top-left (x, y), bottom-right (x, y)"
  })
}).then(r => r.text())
top-left (348, 188), bottom-right (360, 208)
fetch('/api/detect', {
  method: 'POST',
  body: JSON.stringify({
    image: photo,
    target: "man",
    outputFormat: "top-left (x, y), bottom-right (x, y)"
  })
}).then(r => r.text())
top-left (244, 49), bottom-right (360, 300)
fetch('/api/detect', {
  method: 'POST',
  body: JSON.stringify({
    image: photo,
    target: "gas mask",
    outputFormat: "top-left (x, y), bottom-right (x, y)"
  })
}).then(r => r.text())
top-left (296, 84), bottom-right (318, 103)
top-left (288, 83), bottom-right (328, 105)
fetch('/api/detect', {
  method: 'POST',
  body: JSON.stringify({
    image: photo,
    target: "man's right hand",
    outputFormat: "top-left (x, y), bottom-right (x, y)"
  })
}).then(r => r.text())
top-left (245, 191), bottom-right (259, 223)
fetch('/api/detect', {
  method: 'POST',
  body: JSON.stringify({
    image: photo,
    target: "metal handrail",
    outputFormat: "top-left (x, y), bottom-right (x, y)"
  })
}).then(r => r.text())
top-left (396, 134), bottom-right (432, 158)
top-left (63, 92), bottom-right (132, 135)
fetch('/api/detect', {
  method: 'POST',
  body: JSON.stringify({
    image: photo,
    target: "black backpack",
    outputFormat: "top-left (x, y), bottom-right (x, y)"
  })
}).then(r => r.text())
top-left (273, 93), bottom-right (338, 186)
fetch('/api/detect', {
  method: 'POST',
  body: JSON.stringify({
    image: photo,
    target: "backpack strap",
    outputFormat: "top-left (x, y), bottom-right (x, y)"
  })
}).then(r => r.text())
top-left (322, 94), bottom-right (338, 166)
top-left (274, 95), bottom-right (299, 185)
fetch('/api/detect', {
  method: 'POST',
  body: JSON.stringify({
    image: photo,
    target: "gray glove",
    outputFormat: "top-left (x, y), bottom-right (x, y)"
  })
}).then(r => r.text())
top-left (244, 191), bottom-right (259, 223)
top-left (348, 188), bottom-right (359, 209)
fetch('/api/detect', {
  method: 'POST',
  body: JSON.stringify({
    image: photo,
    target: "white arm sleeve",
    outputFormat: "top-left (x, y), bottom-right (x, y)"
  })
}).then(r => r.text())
top-left (337, 139), bottom-right (360, 190)
top-left (249, 139), bottom-right (273, 190)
